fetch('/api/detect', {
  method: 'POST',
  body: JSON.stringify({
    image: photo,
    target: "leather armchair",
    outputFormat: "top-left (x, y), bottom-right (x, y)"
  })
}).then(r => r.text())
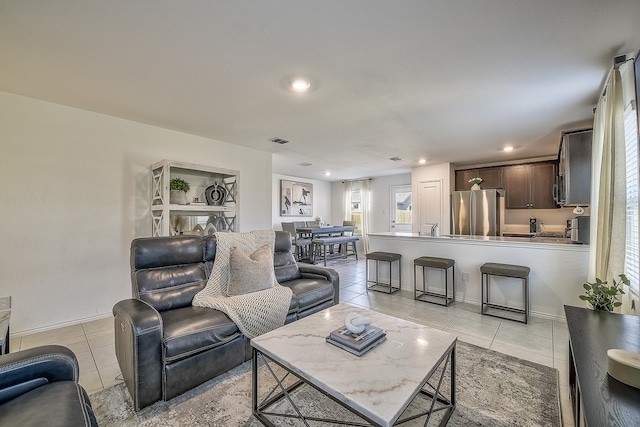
top-left (114, 230), bottom-right (339, 411)
top-left (0, 345), bottom-right (97, 427)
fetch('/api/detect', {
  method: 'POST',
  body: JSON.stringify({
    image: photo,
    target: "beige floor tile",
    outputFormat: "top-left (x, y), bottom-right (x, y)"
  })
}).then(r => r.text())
top-left (553, 320), bottom-right (570, 342)
top-left (490, 341), bottom-right (554, 367)
top-left (339, 289), bottom-right (362, 303)
top-left (554, 337), bottom-right (569, 362)
top-left (341, 283), bottom-right (367, 294)
top-left (371, 297), bottom-right (417, 317)
top-left (76, 350), bottom-right (97, 375)
top-left (80, 371), bottom-right (104, 395)
top-left (559, 385), bottom-right (575, 426)
top-left (498, 315), bottom-right (553, 339)
top-left (556, 359), bottom-right (569, 388)
top-left (493, 325), bottom-right (553, 358)
top-left (20, 324), bottom-right (85, 349)
top-left (55, 336), bottom-right (91, 356)
top-left (82, 316), bottom-right (113, 335)
top-left (444, 315), bottom-right (500, 341)
top-left (347, 293), bottom-right (385, 309)
top-left (405, 308), bottom-right (454, 329)
top-left (93, 343), bottom-right (118, 370)
top-left (99, 363), bottom-right (124, 390)
top-left (87, 329), bottom-right (115, 350)
top-left (452, 308), bottom-right (503, 326)
top-left (20, 330), bottom-right (89, 352)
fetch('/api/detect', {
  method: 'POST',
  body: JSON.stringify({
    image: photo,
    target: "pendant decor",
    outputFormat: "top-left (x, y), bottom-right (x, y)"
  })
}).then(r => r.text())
top-left (205, 181), bottom-right (228, 206)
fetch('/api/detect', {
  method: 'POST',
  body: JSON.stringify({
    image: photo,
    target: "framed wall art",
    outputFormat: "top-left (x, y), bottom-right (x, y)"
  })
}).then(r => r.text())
top-left (281, 179), bottom-right (313, 216)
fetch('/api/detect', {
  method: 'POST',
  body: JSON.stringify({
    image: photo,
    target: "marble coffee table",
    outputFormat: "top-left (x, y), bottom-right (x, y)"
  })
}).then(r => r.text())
top-left (251, 303), bottom-right (457, 427)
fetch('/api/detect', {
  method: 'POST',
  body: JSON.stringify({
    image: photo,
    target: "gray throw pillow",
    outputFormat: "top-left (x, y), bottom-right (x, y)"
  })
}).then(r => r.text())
top-left (226, 244), bottom-right (276, 296)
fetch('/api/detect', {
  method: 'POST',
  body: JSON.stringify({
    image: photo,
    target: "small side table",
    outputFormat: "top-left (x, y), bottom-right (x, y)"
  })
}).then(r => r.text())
top-left (0, 310), bottom-right (10, 355)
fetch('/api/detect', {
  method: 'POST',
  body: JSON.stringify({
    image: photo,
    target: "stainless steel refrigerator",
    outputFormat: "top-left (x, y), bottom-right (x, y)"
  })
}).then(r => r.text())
top-left (452, 190), bottom-right (503, 236)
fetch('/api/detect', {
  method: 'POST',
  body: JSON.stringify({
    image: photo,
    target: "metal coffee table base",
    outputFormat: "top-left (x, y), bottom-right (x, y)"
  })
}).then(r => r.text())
top-left (252, 346), bottom-right (456, 427)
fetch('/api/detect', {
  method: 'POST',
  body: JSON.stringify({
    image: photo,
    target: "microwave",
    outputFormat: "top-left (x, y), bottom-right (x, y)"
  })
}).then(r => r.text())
top-left (570, 216), bottom-right (590, 244)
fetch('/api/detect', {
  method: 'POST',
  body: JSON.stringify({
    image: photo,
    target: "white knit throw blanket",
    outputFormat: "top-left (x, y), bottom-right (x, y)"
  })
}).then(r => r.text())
top-left (192, 229), bottom-right (293, 339)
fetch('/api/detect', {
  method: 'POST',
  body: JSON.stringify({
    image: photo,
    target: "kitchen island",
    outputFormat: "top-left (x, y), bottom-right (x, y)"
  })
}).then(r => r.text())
top-left (368, 232), bottom-right (589, 319)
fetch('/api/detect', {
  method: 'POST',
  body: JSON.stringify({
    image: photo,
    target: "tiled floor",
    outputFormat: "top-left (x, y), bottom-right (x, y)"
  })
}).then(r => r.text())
top-left (9, 258), bottom-right (573, 426)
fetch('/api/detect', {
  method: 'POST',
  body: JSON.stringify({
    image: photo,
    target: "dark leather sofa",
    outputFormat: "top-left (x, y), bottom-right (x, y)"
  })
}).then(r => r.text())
top-left (113, 230), bottom-right (339, 411)
top-left (0, 345), bottom-right (98, 427)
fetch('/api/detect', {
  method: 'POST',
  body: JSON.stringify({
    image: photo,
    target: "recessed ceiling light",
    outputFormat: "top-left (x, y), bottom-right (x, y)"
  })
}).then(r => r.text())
top-left (291, 79), bottom-right (311, 92)
top-left (419, 159), bottom-right (426, 164)
top-left (298, 162), bottom-right (312, 167)
top-left (503, 146), bottom-right (514, 152)
top-left (324, 171), bottom-right (331, 176)
top-left (389, 156), bottom-right (404, 161)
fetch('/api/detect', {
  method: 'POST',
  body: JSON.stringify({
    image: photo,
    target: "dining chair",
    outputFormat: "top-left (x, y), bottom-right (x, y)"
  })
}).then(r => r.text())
top-left (283, 222), bottom-right (311, 261)
top-left (341, 220), bottom-right (357, 255)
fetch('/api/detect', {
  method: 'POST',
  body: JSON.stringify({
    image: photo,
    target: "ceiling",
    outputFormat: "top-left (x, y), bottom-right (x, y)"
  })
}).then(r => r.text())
top-left (1, 1), bottom-right (639, 181)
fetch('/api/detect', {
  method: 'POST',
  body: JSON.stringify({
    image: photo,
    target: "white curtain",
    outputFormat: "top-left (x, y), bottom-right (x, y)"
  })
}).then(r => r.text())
top-left (588, 68), bottom-right (627, 284)
top-left (343, 181), bottom-right (352, 221)
top-left (361, 179), bottom-right (371, 254)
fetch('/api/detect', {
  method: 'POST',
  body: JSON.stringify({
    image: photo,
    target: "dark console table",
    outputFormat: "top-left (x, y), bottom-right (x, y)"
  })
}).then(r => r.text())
top-left (565, 305), bottom-right (640, 426)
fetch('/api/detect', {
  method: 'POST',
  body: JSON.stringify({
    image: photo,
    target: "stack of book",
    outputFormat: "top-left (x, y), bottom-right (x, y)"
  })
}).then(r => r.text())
top-left (326, 325), bottom-right (386, 356)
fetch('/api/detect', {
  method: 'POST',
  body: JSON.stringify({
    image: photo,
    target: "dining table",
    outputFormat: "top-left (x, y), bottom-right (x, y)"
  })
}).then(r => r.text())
top-left (296, 225), bottom-right (357, 264)
top-left (296, 225), bottom-right (356, 237)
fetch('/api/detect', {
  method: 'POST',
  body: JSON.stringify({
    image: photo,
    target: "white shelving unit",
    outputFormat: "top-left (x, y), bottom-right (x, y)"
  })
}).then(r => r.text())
top-left (151, 160), bottom-right (239, 236)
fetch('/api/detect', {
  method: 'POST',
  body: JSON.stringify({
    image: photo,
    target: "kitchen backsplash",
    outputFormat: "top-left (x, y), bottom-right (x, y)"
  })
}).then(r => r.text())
top-left (503, 207), bottom-right (590, 234)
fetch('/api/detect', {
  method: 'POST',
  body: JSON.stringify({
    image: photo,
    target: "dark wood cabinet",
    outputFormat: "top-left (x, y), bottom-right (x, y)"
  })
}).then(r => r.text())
top-left (454, 167), bottom-right (503, 191)
top-left (558, 130), bottom-right (592, 206)
top-left (504, 161), bottom-right (557, 209)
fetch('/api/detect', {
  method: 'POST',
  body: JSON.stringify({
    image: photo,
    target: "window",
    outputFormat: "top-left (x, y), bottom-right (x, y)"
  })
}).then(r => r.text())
top-left (350, 189), bottom-right (362, 233)
top-left (624, 101), bottom-right (639, 294)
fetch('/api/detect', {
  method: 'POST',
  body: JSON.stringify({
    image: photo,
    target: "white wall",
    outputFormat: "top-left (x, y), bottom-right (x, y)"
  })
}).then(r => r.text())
top-left (329, 174), bottom-right (412, 233)
top-left (411, 163), bottom-right (453, 234)
top-left (0, 91), bottom-right (273, 334)
top-left (271, 174), bottom-right (332, 230)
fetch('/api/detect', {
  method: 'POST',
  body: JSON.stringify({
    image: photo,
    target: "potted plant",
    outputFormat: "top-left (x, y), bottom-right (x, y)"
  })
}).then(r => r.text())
top-left (468, 177), bottom-right (482, 190)
top-left (579, 274), bottom-right (629, 312)
top-left (169, 177), bottom-right (190, 205)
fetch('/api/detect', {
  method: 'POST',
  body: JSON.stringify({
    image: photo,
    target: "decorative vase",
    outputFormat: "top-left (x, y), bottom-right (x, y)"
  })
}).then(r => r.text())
top-left (205, 181), bottom-right (227, 206)
top-left (170, 190), bottom-right (188, 205)
top-left (471, 184), bottom-right (481, 190)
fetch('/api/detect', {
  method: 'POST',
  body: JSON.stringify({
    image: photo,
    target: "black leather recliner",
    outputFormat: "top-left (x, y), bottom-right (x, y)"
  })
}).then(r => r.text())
top-left (0, 345), bottom-right (98, 427)
top-left (113, 230), bottom-right (339, 411)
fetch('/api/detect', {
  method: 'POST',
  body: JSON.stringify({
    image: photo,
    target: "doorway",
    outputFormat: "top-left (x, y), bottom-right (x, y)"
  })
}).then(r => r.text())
top-left (418, 180), bottom-right (443, 235)
top-left (390, 185), bottom-right (412, 232)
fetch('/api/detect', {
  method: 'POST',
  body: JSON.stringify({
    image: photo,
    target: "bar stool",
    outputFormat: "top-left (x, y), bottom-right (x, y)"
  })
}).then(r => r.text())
top-left (480, 262), bottom-right (530, 324)
top-left (414, 257), bottom-right (455, 306)
top-left (366, 252), bottom-right (401, 294)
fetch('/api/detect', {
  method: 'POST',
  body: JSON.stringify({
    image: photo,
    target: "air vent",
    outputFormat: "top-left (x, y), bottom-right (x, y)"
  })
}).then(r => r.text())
top-left (389, 156), bottom-right (404, 161)
top-left (269, 137), bottom-right (289, 144)
top-left (298, 162), bottom-right (312, 167)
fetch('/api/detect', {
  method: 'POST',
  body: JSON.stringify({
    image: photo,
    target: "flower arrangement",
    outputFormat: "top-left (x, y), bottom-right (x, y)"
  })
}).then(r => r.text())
top-left (579, 274), bottom-right (629, 312)
top-left (468, 177), bottom-right (483, 185)
top-left (315, 216), bottom-right (323, 225)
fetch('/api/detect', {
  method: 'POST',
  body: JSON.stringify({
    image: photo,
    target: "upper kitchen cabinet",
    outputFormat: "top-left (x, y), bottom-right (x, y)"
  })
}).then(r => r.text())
top-left (454, 166), bottom-right (504, 191)
top-left (505, 161), bottom-right (557, 209)
top-left (555, 129), bottom-right (592, 207)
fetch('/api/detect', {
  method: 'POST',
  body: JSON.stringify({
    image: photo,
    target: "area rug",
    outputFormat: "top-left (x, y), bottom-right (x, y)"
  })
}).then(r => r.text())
top-left (91, 341), bottom-right (561, 426)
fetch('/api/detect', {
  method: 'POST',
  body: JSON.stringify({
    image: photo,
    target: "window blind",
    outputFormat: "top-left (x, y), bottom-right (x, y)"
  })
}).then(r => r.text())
top-left (624, 101), bottom-right (639, 294)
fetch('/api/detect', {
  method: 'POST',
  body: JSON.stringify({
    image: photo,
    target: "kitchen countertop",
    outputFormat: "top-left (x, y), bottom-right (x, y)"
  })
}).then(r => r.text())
top-left (368, 232), bottom-right (587, 249)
